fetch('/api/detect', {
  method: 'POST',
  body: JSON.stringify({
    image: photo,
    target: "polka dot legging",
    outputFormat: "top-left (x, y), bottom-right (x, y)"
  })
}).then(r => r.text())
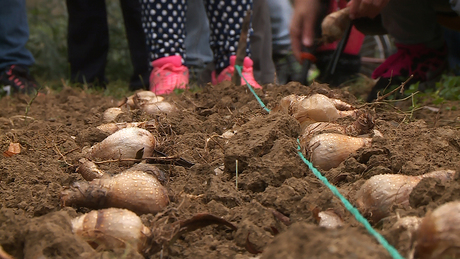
top-left (140, 0), bottom-right (252, 71)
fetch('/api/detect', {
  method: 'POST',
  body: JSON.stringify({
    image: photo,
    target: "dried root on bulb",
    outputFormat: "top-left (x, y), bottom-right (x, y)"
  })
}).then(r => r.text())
top-left (85, 127), bottom-right (156, 161)
top-left (305, 133), bottom-right (372, 171)
top-left (61, 168), bottom-right (170, 215)
top-left (72, 208), bottom-right (150, 255)
top-left (76, 158), bottom-right (106, 181)
top-left (321, 7), bottom-right (351, 44)
top-left (355, 170), bottom-right (456, 223)
top-left (415, 201), bottom-right (460, 259)
top-left (273, 94), bottom-right (358, 131)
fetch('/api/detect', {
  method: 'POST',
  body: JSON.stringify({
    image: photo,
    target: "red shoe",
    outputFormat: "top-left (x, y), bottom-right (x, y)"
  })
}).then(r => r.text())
top-left (211, 56), bottom-right (262, 89)
top-left (367, 43), bottom-right (448, 102)
top-left (150, 56), bottom-right (189, 95)
top-left (372, 43), bottom-right (448, 81)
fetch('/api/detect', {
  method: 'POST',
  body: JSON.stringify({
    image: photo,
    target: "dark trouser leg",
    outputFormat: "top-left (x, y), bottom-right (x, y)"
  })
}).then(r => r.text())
top-left (139, 0), bottom-right (187, 63)
top-left (251, 0), bottom-right (275, 84)
top-left (120, 0), bottom-right (150, 90)
top-left (66, 0), bottom-right (109, 86)
top-left (204, 0), bottom-right (252, 72)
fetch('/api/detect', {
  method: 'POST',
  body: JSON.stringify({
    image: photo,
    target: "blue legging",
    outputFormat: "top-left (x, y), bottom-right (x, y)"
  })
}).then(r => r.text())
top-left (140, 0), bottom-right (252, 71)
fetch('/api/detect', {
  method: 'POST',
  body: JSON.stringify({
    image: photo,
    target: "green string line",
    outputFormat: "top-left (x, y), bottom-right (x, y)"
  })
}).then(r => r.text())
top-left (296, 142), bottom-right (404, 259)
top-left (234, 64), bottom-right (405, 259)
top-left (235, 65), bottom-right (271, 113)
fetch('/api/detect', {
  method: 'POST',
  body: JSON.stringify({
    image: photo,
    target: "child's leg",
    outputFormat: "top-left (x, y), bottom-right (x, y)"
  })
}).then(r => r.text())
top-left (140, 0), bottom-right (187, 64)
top-left (139, 0), bottom-right (189, 94)
top-left (204, 0), bottom-right (252, 72)
top-left (205, 0), bottom-right (262, 88)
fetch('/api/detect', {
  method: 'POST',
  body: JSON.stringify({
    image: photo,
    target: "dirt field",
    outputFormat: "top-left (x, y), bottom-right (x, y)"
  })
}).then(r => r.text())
top-left (1, 82), bottom-right (460, 259)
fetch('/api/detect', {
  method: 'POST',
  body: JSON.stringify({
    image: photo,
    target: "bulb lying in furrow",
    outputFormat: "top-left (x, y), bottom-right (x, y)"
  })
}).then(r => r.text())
top-left (102, 107), bottom-right (125, 123)
top-left (126, 162), bottom-right (167, 185)
top-left (119, 90), bottom-right (165, 109)
top-left (355, 170), bottom-right (456, 223)
top-left (274, 94), bottom-right (358, 131)
top-left (61, 168), bottom-right (170, 215)
top-left (96, 120), bottom-right (157, 135)
top-left (139, 101), bottom-right (177, 114)
top-left (313, 208), bottom-right (344, 229)
top-left (72, 208), bottom-right (151, 254)
top-left (84, 127), bottom-right (155, 161)
top-left (305, 133), bottom-right (372, 171)
top-left (392, 215), bottom-right (422, 234)
top-left (124, 90), bottom-right (176, 114)
top-left (76, 157), bottom-right (167, 184)
top-left (299, 111), bottom-right (375, 147)
top-left (415, 201), bottom-right (460, 259)
top-left (131, 90), bottom-right (164, 108)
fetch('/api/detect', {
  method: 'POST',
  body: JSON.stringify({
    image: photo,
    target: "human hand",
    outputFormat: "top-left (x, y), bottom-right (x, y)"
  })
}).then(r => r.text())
top-left (347, 0), bottom-right (390, 19)
top-left (290, 0), bottom-right (321, 62)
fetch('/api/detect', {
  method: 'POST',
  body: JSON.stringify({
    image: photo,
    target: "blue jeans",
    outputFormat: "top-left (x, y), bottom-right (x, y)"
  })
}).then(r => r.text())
top-left (0, 0), bottom-right (34, 71)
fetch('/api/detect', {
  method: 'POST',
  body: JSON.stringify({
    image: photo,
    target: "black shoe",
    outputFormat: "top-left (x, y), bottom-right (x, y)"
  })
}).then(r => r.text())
top-left (0, 65), bottom-right (39, 95)
top-left (272, 51), bottom-right (304, 85)
top-left (129, 71), bottom-right (150, 91)
top-left (315, 51), bottom-right (362, 87)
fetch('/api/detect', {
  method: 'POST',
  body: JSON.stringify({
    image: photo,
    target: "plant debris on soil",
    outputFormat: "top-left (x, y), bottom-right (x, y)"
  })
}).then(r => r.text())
top-left (1, 81), bottom-right (460, 259)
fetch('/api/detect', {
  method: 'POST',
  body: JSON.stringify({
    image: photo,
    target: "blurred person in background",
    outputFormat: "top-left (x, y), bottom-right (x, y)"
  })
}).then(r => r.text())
top-left (140, 0), bottom-right (263, 95)
top-left (291, 0), bottom-right (460, 102)
top-left (269, 0), bottom-right (363, 86)
top-left (443, 27), bottom-right (460, 75)
top-left (268, 0), bottom-right (303, 84)
top-left (185, 0), bottom-right (275, 86)
top-left (66, 0), bottom-right (150, 90)
top-left (184, 0), bottom-right (214, 85)
top-left (0, 0), bottom-right (38, 95)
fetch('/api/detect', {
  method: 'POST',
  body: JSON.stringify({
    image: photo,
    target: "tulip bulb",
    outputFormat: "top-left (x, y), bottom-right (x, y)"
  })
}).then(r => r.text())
top-left (321, 7), bottom-right (351, 44)
top-left (85, 127), bottom-right (155, 160)
top-left (96, 121), bottom-right (157, 135)
top-left (123, 90), bottom-right (176, 114)
top-left (356, 170), bottom-right (456, 223)
top-left (72, 208), bottom-right (151, 254)
top-left (317, 210), bottom-right (344, 229)
top-left (274, 94), bottom-right (358, 131)
top-left (306, 133), bottom-right (372, 170)
top-left (299, 111), bottom-right (375, 147)
top-left (140, 101), bottom-right (177, 114)
top-left (415, 201), bottom-right (460, 259)
top-left (132, 91), bottom-right (164, 108)
top-left (61, 169), bottom-right (170, 215)
top-left (102, 107), bottom-right (124, 123)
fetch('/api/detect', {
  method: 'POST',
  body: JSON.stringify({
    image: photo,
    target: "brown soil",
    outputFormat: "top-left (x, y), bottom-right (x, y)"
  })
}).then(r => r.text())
top-left (1, 82), bottom-right (460, 259)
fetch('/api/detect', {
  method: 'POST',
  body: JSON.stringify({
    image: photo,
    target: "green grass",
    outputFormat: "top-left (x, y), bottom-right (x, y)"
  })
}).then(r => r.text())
top-left (26, 0), bottom-right (133, 95)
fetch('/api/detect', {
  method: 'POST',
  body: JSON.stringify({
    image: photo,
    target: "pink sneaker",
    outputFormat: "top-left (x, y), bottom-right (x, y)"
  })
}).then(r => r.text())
top-left (150, 56), bottom-right (189, 95)
top-left (211, 55), bottom-right (262, 89)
